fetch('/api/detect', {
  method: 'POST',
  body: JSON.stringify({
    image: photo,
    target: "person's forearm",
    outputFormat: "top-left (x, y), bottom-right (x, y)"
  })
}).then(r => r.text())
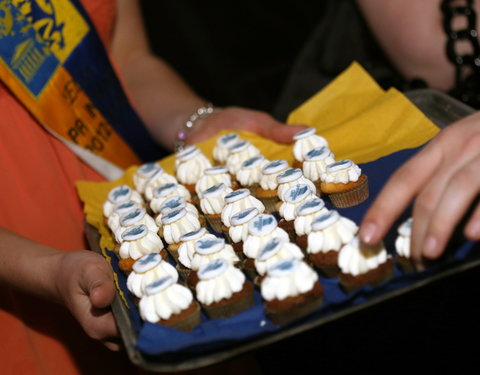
top-left (0, 227), bottom-right (63, 302)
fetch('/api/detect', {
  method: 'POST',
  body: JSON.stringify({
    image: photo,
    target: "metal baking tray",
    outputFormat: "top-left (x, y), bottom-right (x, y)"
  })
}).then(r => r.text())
top-left (86, 89), bottom-right (477, 372)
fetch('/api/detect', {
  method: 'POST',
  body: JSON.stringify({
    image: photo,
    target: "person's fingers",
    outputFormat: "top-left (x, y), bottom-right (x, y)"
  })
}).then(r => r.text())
top-left (359, 142), bottom-right (442, 245)
top-left (258, 121), bottom-right (308, 144)
top-left (465, 199), bottom-right (480, 240)
top-left (419, 155), bottom-right (480, 259)
top-left (77, 259), bottom-right (116, 309)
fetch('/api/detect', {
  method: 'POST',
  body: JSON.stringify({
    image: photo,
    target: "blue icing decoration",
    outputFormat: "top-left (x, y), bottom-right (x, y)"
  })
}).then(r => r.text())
top-left (164, 208), bottom-right (182, 219)
top-left (157, 183), bottom-right (176, 194)
top-left (139, 163), bottom-right (157, 173)
top-left (273, 259), bottom-right (294, 272)
top-left (253, 216), bottom-right (274, 231)
top-left (306, 147), bottom-right (326, 158)
top-left (332, 160), bottom-right (350, 167)
top-left (404, 218), bottom-right (413, 228)
top-left (267, 160), bottom-right (283, 168)
top-left (259, 238), bottom-right (281, 258)
top-left (302, 199), bottom-right (320, 209)
top-left (280, 168), bottom-right (297, 177)
top-left (125, 225), bottom-right (144, 236)
top-left (315, 211), bottom-right (334, 223)
top-left (234, 208), bottom-right (255, 220)
top-left (205, 183), bottom-right (222, 194)
top-left (297, 128), bottom-right (311, 136)
top-left (232, 141), bottom-right (248, 150)
top-left (137, 253), bottom-right (158, 266)
top-left (118, 201), bottom-right (135, 209)
top-left (226, 189), bottom-right (244, 198)
top-left (243, 155), bottom-right (262, 167)
top-left (149, 276), bottom-right (172, 289)
top-left (221, 133), bottom-right (237, 143)
top-left (203, 259), bottom-right (224, 274)
top-left (112, 186), bottom-right (130, 200)
top-left (289, 185), bottom-right (309, 200)
top-left (163, 197), bottom-right (182, 209)
top-left (198, 239), bottom-right (220, 249)
top-left (124, 208), bottom-right (141, 220)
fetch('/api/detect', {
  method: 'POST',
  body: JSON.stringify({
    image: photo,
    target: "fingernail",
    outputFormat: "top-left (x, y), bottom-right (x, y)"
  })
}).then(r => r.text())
top-left (360, 222), bottom-right (377, 244)
top-left (466, 220), bottom-right (480, 239)
top-left (423, 236), bottom-right (438, 257)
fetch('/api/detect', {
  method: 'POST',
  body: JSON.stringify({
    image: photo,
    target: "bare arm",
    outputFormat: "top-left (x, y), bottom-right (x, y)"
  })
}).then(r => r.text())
top-left (356, 0), bottom-right (480, 91)
top-left (111, 0), bottom-right (307, 151)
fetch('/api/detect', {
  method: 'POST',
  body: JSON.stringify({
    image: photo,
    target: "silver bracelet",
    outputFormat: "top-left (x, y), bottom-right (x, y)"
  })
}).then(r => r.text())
top-left (174, 103), bottom-right (220, 151)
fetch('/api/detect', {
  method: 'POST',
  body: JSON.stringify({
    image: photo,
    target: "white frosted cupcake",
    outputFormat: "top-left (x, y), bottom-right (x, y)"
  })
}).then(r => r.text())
top-left (103, 185), bottom-right (144, 218)
top-left (195, 165), bottom-right (233, 197)
top-left (195, 258), bottom-right (254, 319)
top-left (155, 196), bottom-right (201, 231)
top-left (118, 224), bottom-right (166, 273)
top-left (149, 183), bottom-right (191, 214)
top-left (306, 210), bottom-right (358, 277)
top-left (228, 207), bottom-right (260, 256)
top-left (199, 183), bottom-right (233, 233)
top-left (161, 208), bottom-right (202, 258)
top-left (292, 127), bottom-right (328, 169)
top-left (320, 159), bottom-right (369, 208)
top-left (338, 236), bottom-right (393, 292)
top-left (226, 140), bottom-right (260, 176)
top-left (114, 207), bottom-right (159, 244)
top-left (276, 167), bottom-right (317, 201)
top-left (213, 133), bottom-right (240, 164)
top-left (293, 196), bottom-right (329, 249)
top-left (177, 228), bottom-right (211, 279)
top-left (107, 200), bottom-right (140, 234)
top-left (133, 162), bottom-right (163, 195)
top-left (278, 184), bottom-right (315, 240)
top-left (139, 275), bottom-right (200, 331)
top-left (256, 159), bottom-right (289, 212)
top-left (395, 217), bottom-right (415, 272)
top-left (235, 155), bottom-right (269, 195)
top-left (127, 253), bottom-right (179, 298)
top-left (261, 258), bottom-right (323, 325)
top-left (175, 146), bottom-right (212, 195)
top-left (302, 146), bottom-right (336, 192)
top-left (143, 168), bottom-right (178, 201)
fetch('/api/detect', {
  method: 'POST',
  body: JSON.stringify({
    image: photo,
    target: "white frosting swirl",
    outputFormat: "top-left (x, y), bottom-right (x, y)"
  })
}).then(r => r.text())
top-left (307, 210), bottom-right (358, 254)
top-left (177, 229), bottom-right (213, 268)
top-left (119, 225), bottom-right (164, 260)
top-left (228, 207), bottom-right (260, 244)
top-left (221, 189), bottom-right (265, 227)
top-left (195, 259), bottom-right (246, 305)
top-left (293, 197), bottom-right (329, 236)
top-left (149, 183), bottom-right (191, 213)
top-left (139, 277), bottom-right (194, 322)
top-left (236, 155), bottom-right (268, 187)
top-left (133, 162), bottom-right (162, 194)
top-left (175, 147), bottom-right (212, 185)
top-left (199, 183), bottom-right (232, 215)
top-left (127, 254), bottom-right (179, 298)
top-left (213, 133), bottom-right (240, 163)
top-left (261, 258), bottom-right (318, 301)
top-left (279, 184), bottom-right (314, 221)
top-left (115, 208), bottom-right (159, 243)
top-left (161, 208), bottom-right (202, 244)
top-left (143, 169), bottom-right (178, 201)
top-left (302, 146), bottom-right (336, 182)
top-left (243, 215), bottom-right (290, 259)
top-left (338, 237), bottom-right (390, 276)
top-left (107, 200), bottom-right (139, 233)
top-left (321, 160), bottom-right (361, 184)
top-left (259, 160), bottom-right (289, 190)
top-left (395, 217), bottom-right (412, 258)
top-left (292, 128), bottom-right (329, 162)
top-left (190, 238), bottom-right (239, 271)
top-left (226, 140), bottom-right (260, 175)
top-left (195, 166), bottom-right (232, 196)
top-left (276, 168), bottom-right (317, 200)
top-left (155, 196), bottom-right (199, 227)
top-left (254, 238), bottom-right (304, 276)
top-left (103, 185), bottom-right (144, 217)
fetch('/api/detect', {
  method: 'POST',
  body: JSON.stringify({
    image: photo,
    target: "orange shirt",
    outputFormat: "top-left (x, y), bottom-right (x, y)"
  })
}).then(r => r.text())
top-left (0, 1), bottom-right (142, 374)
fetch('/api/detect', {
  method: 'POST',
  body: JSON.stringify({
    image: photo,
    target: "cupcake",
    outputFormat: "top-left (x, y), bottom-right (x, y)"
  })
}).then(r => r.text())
top-left (118, 224), bottom-right (167, 273)
top-left (195, 258), bottom-right (254, 319)
top-left (254, 237), bottom-right (304, 284)
top-left (302, 146), bottom-right (336, 193)
top-left (188, 237), bottom-right (240, 287)
top-left (195, 165), bottom-right (233, 197)
top-left (143, 168), bottom-right (178, 201)
top-left (107, 200), bottom-right (140, 234)
top-left (306, 210), bottom-right (358, 277)
top-left (228, 207), bottom-right (260, 257)
top-left (278, 184), bottom-right (315, 241)
top-left (292, 127), bottom-right (329, 169)
top-left (213, 133), bottom-right (240, 165)
top-left (276, 168), bottom-right (317, 201)
top-left (395, 217), bottom-right (415, 273)
top-left (149, 183), bottom-right (191, 214)
top-left (293, 196), bottom-right (329, 250)
top-left (221, 189), bottom-right (265, 239)
top-left (338, 236), bottom-right (394, 292)
top-left (103, 185), bottom-right (144, 218)
top-left (127, 253), bottom-right (179, 298)
top-left (320, 159), bottom-right (369, 208)
top-left (175, 146), bottom-right (212, 195)
top-left (161, 208), bottom-right (202, 259)
top-left (256, 160), bottom-right (289, 212)
top-left (155, 195), bottom-right (202, 232)
top-left (199, 183), bottom-right (232, 233)
top-left (226, 140), bottom-right (261, 176)
top-left (242, 214), bottom-right (290, 278)
top-left (133, 162), bottom-right (162, 195)
top-left (114, 207), bottom-right (159, 244)
top-left (235, 155), bottom-right (269, 195)
top-left (139, 275), bottom-right (201, 332)
top-left (261, 258), bottom-right (323, 325)
top-left (177, 227), bottom-right (211, 280)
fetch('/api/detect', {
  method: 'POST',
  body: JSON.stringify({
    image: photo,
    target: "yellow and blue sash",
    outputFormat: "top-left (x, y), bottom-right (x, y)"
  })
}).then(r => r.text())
top-left (0, 0), bottom-right (162, 169)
